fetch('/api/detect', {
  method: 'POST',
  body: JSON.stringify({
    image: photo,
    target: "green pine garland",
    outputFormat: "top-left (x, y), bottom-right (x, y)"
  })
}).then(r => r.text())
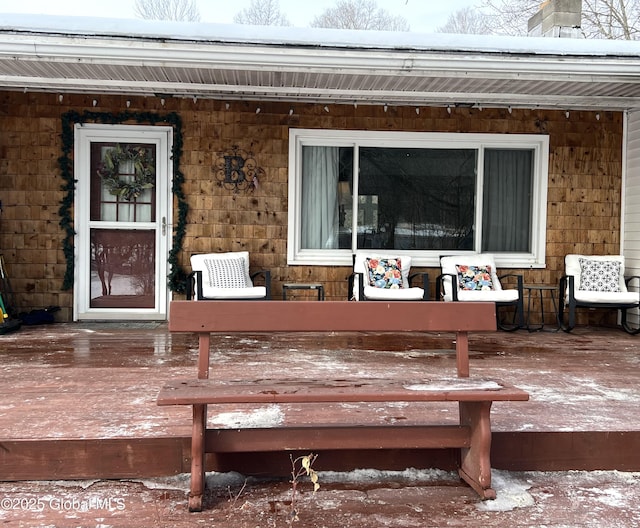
top-left (58, 110), bottom-right (189, 293)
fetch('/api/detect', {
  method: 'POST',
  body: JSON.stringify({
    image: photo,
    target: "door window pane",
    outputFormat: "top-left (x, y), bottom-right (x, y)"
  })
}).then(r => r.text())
top-left (90, 229), bottom-right (155, 308)
top-left (90, 143), bottom-right (156, 223)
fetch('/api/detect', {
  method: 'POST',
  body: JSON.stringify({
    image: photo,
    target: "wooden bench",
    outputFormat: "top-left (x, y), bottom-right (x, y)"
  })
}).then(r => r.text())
top-left (158, 300), bottom-right (529, 511)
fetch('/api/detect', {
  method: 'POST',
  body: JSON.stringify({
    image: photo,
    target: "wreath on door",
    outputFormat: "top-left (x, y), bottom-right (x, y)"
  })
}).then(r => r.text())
top-left (97, 144), bottom-right (155, 201)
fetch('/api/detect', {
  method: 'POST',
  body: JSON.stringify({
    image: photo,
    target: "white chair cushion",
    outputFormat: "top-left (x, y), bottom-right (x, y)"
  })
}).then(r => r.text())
top-left (573, 291), bottom-right (638, 304)
top-left (455, 289), bottom-right (520, 303)
top-left (363, 285), bottom-right (425, 301)
top-left (191, 252), bottom-right (254, 290)
top-left (190, 252), bottom-right (265, 299)
top-left (200, 286), bottom-right (267, 300)
top-left (352, 253), bottom-right (419, 300)
top-left (440, 254), bottom-right (518, 302)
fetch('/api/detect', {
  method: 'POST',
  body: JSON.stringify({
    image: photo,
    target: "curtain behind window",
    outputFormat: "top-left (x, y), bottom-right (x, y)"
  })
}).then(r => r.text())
top-left (301, 146), bottom-right (340, 249)
top-left (482, 149), bottom-right (533, 252)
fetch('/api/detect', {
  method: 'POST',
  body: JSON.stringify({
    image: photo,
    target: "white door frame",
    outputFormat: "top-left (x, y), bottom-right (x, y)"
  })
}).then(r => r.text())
top-left (73, 123), bottom-right (173, 321)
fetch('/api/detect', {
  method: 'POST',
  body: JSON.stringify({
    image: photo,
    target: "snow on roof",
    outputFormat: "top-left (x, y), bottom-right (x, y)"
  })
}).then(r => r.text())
top-left (1, 13), bottom-right (639, 58)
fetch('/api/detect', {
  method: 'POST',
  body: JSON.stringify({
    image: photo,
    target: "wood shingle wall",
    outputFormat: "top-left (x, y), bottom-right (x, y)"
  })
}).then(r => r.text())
top-left (0, 91), bottom-right (623, 325)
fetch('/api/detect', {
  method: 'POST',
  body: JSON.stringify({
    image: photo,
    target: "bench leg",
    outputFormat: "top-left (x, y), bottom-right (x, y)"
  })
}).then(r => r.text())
top-left (458, 401), bottom-right (496, 500)
top-left (188, 403), bottom-right (207, 512)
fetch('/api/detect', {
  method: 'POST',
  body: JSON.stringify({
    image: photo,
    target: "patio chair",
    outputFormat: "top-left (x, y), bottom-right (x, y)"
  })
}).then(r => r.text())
top-left (558, 254), bottom-right (640, 334)
top-left (348, 253), bottom-right (429, 301)
top-left (187, 251), bottom-right (271, 300)
top-left (436, 254), bottom-right (524, 331)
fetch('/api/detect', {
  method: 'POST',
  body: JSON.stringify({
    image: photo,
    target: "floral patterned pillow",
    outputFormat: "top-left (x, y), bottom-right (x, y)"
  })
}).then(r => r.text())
top-left (578, 258), bottom-right (621, 292)
top-left (365, 258), bottom-right (404, 289)
top-left (455, 265), bottom-right (494, 291)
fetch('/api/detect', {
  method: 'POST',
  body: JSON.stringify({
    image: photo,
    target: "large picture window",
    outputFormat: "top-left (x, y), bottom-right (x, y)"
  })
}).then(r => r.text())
top-left (288, 129), bottom-right (549, 268)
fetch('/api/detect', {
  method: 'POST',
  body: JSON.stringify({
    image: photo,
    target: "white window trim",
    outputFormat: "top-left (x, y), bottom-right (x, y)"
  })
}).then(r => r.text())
top-left (288, 128), bottom-right (549, 269)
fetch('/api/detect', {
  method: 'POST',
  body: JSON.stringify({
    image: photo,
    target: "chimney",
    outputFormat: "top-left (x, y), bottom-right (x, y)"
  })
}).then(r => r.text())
top-left (528, 0), bottom-right (582, 38)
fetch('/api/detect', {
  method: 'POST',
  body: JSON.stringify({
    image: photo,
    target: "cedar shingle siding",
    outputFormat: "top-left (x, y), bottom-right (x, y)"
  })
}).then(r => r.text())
top-left (0, 92), bottom-right (623, 324)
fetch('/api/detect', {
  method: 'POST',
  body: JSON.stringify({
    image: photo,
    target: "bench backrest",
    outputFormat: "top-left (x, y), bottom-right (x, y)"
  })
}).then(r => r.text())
top-left (169, 300), bottom-right (497, 378)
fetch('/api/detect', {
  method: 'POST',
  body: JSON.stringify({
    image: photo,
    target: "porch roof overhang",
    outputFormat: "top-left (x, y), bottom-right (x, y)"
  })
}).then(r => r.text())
top-left (1, 14), bottom-right (640, 111)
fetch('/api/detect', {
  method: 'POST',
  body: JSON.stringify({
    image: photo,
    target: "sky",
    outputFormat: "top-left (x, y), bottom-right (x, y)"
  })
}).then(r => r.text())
top-left (0, 0), bottom-right (480, 34)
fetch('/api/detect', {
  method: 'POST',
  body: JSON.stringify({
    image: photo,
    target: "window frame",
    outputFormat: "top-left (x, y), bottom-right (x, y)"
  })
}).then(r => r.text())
top-left (287, 128), bottom-right (549, 269)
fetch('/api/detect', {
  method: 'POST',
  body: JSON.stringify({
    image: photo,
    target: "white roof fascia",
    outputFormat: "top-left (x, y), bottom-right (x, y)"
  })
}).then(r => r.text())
top-left (0, 33), bottom-right (638, 84)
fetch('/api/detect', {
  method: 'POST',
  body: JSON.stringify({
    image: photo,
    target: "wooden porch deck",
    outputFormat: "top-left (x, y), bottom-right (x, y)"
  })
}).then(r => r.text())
top-left (0, 321), bottom-right (639, 526)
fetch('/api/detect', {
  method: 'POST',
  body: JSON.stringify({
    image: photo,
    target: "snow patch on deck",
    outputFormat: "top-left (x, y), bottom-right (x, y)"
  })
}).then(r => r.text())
top-left (210, 404), bottom-right (284, 428)
top-left (521, 376), bottom-right (639, 404)
top-left (476, 470), bottom-right (535, 512)
top-left (405, 380), bottom-right (502, 391)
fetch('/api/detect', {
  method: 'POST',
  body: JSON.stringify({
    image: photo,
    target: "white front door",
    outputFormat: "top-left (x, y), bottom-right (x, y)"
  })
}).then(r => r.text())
top-left (74, 124), bottom-right (173, 321)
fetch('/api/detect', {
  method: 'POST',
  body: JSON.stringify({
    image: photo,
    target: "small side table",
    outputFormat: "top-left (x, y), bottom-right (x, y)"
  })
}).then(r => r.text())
top-left (282, 283), bottom-right (325, 301)
top-left (523, 284), bottom-right (559, 332)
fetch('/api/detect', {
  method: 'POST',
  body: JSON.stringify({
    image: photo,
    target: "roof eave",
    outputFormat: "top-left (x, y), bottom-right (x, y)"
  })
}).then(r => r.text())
top-left (1, 19), bottom-right (639, 111)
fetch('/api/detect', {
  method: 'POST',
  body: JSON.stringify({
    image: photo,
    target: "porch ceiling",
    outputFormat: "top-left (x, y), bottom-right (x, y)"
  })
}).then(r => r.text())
top-left (1, 16), bottom-right (640, 111)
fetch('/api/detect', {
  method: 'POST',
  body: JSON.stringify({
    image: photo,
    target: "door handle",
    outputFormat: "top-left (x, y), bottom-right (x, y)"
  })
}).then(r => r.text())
top-left (162, 216), bottom-right (167, 236)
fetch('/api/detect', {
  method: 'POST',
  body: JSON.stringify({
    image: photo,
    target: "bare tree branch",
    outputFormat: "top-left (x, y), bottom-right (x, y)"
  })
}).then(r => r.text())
top-left (234, 0), bottom-right (291, 26)
top-left (478, 0), bottom-right (640, 39)
top-left (311, 0), bottom-right (410, 31)
top-left (477, 0), bottom-right (539, 36)
top-left (436, 7), bottom-right (491, 34)
top-left (134, 0), bottom-right (201, 22)
top-left (581, 0), bottom-right (639, 39)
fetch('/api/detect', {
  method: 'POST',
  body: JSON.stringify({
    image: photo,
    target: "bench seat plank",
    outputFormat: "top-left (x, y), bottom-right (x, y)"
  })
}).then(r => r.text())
top-left (158, 378), bottom-right (529, 406)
